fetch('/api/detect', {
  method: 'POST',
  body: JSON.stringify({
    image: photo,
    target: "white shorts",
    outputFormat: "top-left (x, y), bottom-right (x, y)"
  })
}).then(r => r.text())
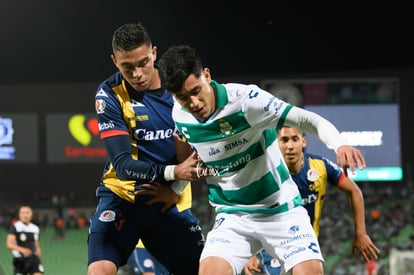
top-left (200, 206), bottom-right (324, 275)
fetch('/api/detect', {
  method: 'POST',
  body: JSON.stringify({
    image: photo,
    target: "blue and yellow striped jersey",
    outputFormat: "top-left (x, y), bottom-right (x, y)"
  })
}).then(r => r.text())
top-left (94, 71), bottom-right (191, 210)
top-left (291, 152), bottom-right (344, 236)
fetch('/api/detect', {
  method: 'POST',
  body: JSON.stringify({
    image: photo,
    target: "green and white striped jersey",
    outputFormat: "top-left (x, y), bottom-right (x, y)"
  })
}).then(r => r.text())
top-left (173, 80), bottom-right (303, 215)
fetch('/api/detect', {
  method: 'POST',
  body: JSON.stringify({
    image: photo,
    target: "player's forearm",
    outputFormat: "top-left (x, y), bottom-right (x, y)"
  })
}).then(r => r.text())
top-left (7, 243), bottom-right (28, 254)
top-left (6, 243), bottom-right (20, 252)
top-left (35, 242), bottom-right (42, 257)
top-left (350, 190), bottom-right (368, 236)
top-left (286, 107), bottom-right (348, 152)
top-left (113, 152), bottom-right (167, 183)
top-left (104, 135), bottom-right (168, 183)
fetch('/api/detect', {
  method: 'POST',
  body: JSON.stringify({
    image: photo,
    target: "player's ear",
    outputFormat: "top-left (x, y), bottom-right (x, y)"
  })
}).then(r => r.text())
top-left (111, 54), bottom-right (117, 66)
top-left (203, 68), bottom-right (211, 82)
top-left (152, 46), bottom-right (157, 61)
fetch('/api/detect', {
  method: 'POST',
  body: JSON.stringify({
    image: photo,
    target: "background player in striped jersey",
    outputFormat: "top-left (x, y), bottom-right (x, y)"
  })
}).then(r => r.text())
top-left (158, 45), bottom-right (367, 275)
top-left (243, 126), bottom-right (380, 275)
top-left (6, 205), bottom-right (44, 275)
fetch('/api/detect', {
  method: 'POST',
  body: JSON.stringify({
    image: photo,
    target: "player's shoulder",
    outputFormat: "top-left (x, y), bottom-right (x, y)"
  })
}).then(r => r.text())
top-left (95, 72), bottom-right (123, 98)
top-left (223, 82), bottom-right (262, 95)
top-left (14, 220), bottom-right (24, 226)
top-left (306, 152), bottom-right (341, 171)
top-left (305, 152), bottom-right (331, 168)
top-left (8, 220), bottom-right (19, 231)
top-left (29, 222), bottom-right (40, 232)
top-left (10, 221), bottom-right (40, 234)
top-left (222, 83), bottom-right (269, 109)
top-left (305, 152), bottom-right (325, 162)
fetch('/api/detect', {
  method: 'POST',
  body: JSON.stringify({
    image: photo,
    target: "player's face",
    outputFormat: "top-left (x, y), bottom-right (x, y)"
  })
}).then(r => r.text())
top-left (278, 127), bottom-right (306, 166)
top-left (173, 68), bottom-right (216, 120)
top-left (19, 206), bottom-right (33, 225)
top-left (111, 44), bottom-right (157, 92)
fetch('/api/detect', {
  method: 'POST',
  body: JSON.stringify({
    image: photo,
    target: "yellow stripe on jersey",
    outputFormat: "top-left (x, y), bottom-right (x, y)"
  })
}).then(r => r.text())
top-left (176, 183), bottom-right (192, 211)
top-left (102, 80), bottom-right (192, 210)
top-left (308, 158), bottom-right (328, 237)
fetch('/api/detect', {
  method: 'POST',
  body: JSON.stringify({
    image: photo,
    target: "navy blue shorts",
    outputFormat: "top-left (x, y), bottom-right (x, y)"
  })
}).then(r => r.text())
top-left (88, 185), bottom-right (204, 274)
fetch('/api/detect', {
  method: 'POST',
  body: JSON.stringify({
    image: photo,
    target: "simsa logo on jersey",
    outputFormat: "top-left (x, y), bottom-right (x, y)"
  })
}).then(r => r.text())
top-left (46, 113), bottom-right (107, 163)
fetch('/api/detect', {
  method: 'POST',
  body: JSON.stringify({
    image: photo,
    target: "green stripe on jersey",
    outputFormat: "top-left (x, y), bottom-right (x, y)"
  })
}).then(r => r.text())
top-left (263, 128), bottom-right (277, 148)
top-left (175, 111), bottom-right (250, 143)
top-left (208, 171), bottom-right (280, 205)
top-left (276, 104), bottom-right (293, 130)
top-left (277, 161), bottom-right (291, 183)
top-left (215, 194), bottom-right (303, 214)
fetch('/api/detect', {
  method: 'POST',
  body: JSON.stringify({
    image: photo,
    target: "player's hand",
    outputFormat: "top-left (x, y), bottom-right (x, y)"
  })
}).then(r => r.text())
top-left (352, 234), bottom-right (380, 262)
top-left (174, 133), bottom-right (194, 163)
top-left (244, 256), bottom-right (262, 275)
top-left (134, 183), bottom-right (179, 212)
top-left (20, 247), bottom-right (33, 257)
top-left (174, 151), bottom-right (206, 181)
top-left (336, 145), bottom-right (366, 176)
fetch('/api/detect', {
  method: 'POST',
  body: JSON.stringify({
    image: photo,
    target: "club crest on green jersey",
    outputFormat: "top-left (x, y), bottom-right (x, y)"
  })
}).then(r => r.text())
top-left (218, 118), bottom-right (235, 137)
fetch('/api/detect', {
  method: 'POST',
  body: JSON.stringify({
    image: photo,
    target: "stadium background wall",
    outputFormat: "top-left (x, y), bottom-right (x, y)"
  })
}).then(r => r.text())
top-left (0, 67), bottom-right (413, 206)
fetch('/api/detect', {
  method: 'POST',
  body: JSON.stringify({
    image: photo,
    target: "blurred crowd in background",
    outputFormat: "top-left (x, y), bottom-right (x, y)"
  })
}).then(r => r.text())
top-left (1, 179), bottom-right (413, 274)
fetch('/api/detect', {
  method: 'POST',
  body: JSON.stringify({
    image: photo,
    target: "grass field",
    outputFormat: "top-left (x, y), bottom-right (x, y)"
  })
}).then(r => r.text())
top-left (1, 223), bottom-right (412, 274)
top-left (0, 226), bottom-right (88, 275)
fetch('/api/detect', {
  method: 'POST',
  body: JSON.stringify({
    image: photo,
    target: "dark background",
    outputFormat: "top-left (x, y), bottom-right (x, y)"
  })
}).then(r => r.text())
top-left (1, 1), bottom-right (412, 83)
top-left (0, 1), bottom-right (413, 204)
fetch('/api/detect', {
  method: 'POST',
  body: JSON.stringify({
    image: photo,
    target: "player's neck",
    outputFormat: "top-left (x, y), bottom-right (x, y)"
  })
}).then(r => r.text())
top-left (290, 154), bottom-right (304, 174)
top-left (149, 69), bottom-right (161, 90)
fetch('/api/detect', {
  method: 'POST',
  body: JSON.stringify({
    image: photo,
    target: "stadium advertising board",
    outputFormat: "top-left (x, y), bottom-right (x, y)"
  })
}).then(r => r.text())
top-left (0, 113), bottom-right (38, 163)
top-left (46, 113), bottom-right (106, 163)
top-left (262, 77), bottom-right (402, 182)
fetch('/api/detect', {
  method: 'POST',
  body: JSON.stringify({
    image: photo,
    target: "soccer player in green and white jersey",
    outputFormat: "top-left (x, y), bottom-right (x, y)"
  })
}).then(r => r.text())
top-left (158, 45), bottom-right (366, 275)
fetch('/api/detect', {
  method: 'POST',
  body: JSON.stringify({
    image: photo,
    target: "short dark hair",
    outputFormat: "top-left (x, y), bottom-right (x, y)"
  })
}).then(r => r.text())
top-left (277, 126), bottom-right (305, 137)
top-left (158, 45), bottom-right (203, 93)
top-left (112, 22), bottom-right (152, 53)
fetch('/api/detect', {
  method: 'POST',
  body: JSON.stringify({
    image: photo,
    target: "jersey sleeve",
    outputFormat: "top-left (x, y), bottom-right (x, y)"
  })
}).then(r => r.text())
top-left (103, 135), bottom-right (166, 182)
top-left (284, 106), bottom-right (348, 152)
top-left (240, 84), bottom-right (348, 152)
top-left (95, 86), bottom-right (130, 139)
top-left (240, 84), bottom-right (293, 129)
top-left (8, 223), bottom-right (17, 235)
top-left (94, 85), bottom-right (167, 183)
top-left (322, 156), bottom-right (344, 186)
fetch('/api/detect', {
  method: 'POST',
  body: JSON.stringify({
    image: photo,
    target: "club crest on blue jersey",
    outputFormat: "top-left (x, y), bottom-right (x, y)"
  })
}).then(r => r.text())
top-left (95, 99), bottom-right (106, 114)
top-left (306, 168), bottom-right (319, 181)
top-left (98, 210), bottom-right (116, 222)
